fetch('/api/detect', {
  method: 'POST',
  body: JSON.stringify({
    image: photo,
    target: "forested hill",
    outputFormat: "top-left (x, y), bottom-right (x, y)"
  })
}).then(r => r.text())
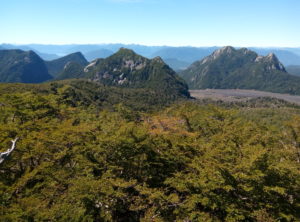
top-left (83, 48), bottom-right (190, 97)
top-left (0, 50), bottom-right (52, 83)
top-left (0, 48), bottom-right (190, 99)
top-left (0, 79), bottom-right (300, 221)
top-left (179, 46), bottom-right (300, 95)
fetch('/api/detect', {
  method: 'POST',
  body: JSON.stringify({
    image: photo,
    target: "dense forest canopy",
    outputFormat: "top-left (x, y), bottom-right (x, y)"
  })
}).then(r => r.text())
top-left (0, 80), bottom-right (299, 221)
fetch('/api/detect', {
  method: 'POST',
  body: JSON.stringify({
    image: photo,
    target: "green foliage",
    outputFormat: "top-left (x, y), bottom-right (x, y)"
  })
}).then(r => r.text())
top-left (55, 62), bottom-right (86, 80)
top-left (0, 82), bottom-right (300, 221)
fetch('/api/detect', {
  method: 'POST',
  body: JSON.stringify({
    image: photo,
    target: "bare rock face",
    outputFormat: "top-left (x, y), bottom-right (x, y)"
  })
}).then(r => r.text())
top-left (84, 59), bottom-right (103, 73)
top-left (264, 53), bottom-right (286, 71)
top-left (211, 46), bottom-right (235, 58)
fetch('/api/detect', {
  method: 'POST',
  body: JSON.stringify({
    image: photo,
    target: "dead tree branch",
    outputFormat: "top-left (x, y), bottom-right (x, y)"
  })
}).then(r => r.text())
top-left (0, 138), bottom-right (19, 164)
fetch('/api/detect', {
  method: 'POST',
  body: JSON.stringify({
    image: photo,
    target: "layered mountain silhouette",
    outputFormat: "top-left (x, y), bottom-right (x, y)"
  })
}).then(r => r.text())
top-left (3, 46), bottom-right (300, 96)
top-left (179, 46), bottom-right (300, 95)
top-left (0, 50), bottom-right (52, 83)
top-left (46, 52), bottom-right (88, 77)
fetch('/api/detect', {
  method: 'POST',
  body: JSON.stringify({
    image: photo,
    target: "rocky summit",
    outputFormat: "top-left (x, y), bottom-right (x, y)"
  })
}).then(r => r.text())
top-left (84, 48), bottom-right (190, 97)
top-left (179, 46), bottom-right (300, 95)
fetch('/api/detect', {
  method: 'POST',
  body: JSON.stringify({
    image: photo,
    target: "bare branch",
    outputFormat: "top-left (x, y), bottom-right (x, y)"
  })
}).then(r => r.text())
top-left (0, 138), bottom-right (19, 164)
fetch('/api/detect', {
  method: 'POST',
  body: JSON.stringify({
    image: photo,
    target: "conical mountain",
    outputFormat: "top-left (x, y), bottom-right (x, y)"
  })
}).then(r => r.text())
top-left (84, 48), bottom-right (190, 97)
top-left (179, 46), bottom-right (300, 94)
top-left (0, 49), bottom-right (52, 83)
top-left (46, 52), bottom-right (88, 77)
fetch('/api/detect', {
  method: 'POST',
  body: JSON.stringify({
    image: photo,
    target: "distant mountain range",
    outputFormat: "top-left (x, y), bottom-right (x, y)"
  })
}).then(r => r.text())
top-left (0, 48), bottom-right (189, 98)
top-left (2, 45), bottom-right (300, 95)
top-left (179, 46), bottom-right (300, 95)
top-left (1, 44), bottom-right (300, 71)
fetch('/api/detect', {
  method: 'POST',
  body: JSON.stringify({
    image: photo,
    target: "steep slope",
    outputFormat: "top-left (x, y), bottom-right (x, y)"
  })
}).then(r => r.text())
top-left (0, 49), bottom-right (52, 83)
top-left (46, 52), bottom-right (88, 77)
top-left (179, 46), bottom-right (300, 95)
top-left (84, 48), bottom-right (190, 98)
top-left (55, 62), bottom-right (86, 80)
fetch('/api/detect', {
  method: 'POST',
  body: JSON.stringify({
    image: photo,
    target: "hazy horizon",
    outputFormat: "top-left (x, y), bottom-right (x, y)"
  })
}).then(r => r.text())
top-left (1, 0), bottom-right (299, 47)
top-left (1, 43), bottom-right (300, 49)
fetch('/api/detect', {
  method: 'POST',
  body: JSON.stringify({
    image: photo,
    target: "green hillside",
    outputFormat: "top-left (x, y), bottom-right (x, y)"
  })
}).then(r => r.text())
top-left (46, 52), bottom-right (88, 77)
top-left (179, 46), bottom-right (300, 95)
top-left (55, 62), bottom-right (86, 80)
top-left (0, 50), bottom-right (52, 83)
top-left (85, 48), bottom-right (190, 98)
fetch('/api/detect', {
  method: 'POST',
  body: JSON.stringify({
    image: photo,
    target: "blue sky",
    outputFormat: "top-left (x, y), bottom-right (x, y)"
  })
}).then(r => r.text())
top-left (0, 0), bottom-right (299, 47)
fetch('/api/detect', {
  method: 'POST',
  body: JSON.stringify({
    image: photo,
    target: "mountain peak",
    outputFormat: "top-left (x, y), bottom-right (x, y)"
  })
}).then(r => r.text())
top-left (266, 53), bottom-right (277, 61)
top-left (216, 46), bottom-right (235, 54)
top-left (179, 47), bottom-right (294, 94)
top-left (116, 47), bottom-right (137, 56)
top-left (109, 48), bottom-right (146, 63)
top-left (152, 56), bottom-right (164, 63)
top-left (255, 53), bottom-right (285, 71)
top-left (70, 51), bottom-right (85, 57)
top-left (210, 46), bottom-right (235, 59)
top-left (83, 49), bottom-right (189, 97)
top-left (266, 53), bottom-right (285, 71)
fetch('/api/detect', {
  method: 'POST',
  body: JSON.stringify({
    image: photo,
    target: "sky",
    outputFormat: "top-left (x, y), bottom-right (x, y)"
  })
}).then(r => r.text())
top-left (0, 0), bottom-right (299, 47)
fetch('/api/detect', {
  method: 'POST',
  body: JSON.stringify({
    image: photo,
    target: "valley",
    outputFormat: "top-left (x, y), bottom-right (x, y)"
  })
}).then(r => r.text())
top-left (190, 89), bottom-right (300, 105)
